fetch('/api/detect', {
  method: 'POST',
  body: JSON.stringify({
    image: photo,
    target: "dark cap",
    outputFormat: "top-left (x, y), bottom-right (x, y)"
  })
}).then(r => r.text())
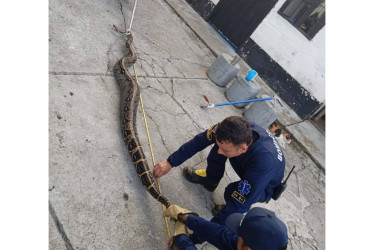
top-left (225, 207), bottom-right (288, 250)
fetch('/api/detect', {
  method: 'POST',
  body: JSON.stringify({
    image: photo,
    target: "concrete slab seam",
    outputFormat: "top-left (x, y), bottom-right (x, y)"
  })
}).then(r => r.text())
top-left (139, 75), bottom-right (208, 80)
top-left (50, 71), bottom-right (208, 81)
top-left (50, 71), bottom-right (110, 76)
top-left (49, 201), bottom-right (74, 250)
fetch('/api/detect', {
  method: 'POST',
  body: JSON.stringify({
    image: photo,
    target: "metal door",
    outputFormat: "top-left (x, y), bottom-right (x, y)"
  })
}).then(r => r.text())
top-left (209, 0), bottom-right (279, 49)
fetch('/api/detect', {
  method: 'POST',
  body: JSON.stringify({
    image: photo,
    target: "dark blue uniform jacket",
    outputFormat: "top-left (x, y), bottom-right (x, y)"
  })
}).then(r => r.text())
top-left (167, 122), bottom-right (285, 225)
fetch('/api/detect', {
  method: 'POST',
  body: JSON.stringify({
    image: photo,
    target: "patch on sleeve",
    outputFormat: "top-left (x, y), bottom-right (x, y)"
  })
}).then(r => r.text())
top-left (231, 179), bottom-right (255, 204)
top-left (231, 191), bottom-right (246, 204)
top-left (238, 180), bottom-right (251, 195)
top-left (206, 124), bottom-right (218, 141)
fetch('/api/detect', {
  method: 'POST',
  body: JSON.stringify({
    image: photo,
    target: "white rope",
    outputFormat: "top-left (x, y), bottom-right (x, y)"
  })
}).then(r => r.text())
top-left (127, 0), bottom-right (138, 33)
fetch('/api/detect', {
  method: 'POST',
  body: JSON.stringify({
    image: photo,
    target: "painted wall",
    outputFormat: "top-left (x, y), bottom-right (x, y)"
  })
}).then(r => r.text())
top-left (250, 0), bottom-right (325, 103)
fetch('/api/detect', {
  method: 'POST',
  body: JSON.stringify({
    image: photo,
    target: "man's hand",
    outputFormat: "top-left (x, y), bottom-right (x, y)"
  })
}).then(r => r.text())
top-left (164, 204), bottom-right (198, 222)
top-left (168, 237), bottom-right (174, 249)
top-left (168, 221), bottom-right (189, 250)
top-left (153, 161), bottom-right (172, 178)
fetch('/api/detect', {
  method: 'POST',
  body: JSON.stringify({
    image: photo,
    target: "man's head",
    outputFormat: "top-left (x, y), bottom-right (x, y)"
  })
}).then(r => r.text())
top-left (225, 207), bottom-right (288, 250)
top-left (215, 116), bottom-right (252, 158)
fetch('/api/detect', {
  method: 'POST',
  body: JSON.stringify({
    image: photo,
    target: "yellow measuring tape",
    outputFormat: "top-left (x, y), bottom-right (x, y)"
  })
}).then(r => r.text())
top-left (133, 64), bottom-right (171, 238)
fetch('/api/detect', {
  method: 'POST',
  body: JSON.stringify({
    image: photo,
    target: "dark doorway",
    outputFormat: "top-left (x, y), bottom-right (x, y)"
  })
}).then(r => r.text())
top-left (208, 0), bottom-right (279, 49)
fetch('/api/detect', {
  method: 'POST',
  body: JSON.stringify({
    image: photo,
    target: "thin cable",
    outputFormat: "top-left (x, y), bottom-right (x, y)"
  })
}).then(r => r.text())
top-left (127, 0), bottom-right (138, 33)
top-left (133, 64), bottom-right (171, 239)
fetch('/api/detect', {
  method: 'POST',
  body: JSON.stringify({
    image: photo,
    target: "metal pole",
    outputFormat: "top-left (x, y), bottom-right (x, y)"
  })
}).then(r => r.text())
top-left (230, 55), bottom-right (241, 65)
top-left (214, 97), bottom-right (274, 107)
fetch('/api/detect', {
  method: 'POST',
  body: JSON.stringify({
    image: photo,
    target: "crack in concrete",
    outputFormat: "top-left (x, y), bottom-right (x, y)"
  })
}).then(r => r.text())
top-left (133, 50), bottom-right (150, 77)
top-left (138, 57), bottom-right (157, 76)
top-left (134, 32), bottom-right (174, 59)
top-left (294, 171), bottom-right (301, 197)
top-left (169, 87), bottom-right (199, 127)
top-left (150, 57), bottom-right (167, 76)
top-left (144, 112), bottom-right (171, 156)
top-left (154, 57), bottom-right (188, 78)
top-left (100, 76), bottom-right (118, 108)
top-left (117, 0), bottom-right (127, 31)
top-left (177, 65), bottom-right (187, 78)
top-left (155, 77), bottom-right (163, 86)
top-left (140, 78), bottom-right (168, 95)
top-left (134, 35), bottom-right (207, 67)
top-left (106, 59), bottom-right (112, 76)
top-left (49, 201), bottom-right (75, 250)
top-left (145, 57), bottom-right (166, 77)
top-left (300, 236), bottom-right (318, 250)
top-left (49, 7), bottom-right (66, 20)
top-left (136, 51), bottom-right (161, 75)
top-left (301, 226), bottom-right (322, 249)
top-left (166, 58), bottom-right (173, 66)
top-left (171, 78), bottom-right (176, 99)
top-left (173, 56), bottom-right (207, 67)
top-left (136, 49), bottom-right (152, 57)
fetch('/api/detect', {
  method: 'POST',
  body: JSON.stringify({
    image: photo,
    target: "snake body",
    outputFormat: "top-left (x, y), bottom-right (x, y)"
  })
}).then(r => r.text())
top-left (114, 33), bottom-right (170, 208)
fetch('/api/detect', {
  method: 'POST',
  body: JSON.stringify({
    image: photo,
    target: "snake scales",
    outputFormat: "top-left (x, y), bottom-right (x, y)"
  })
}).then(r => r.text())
top-left (114, 33), bottom-right (170, 208)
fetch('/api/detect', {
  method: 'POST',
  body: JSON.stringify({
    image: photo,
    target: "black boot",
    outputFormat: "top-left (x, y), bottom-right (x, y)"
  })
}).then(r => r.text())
top-left (182, 167), bottom-right (218, 192)
top-left (211, 204), bottom-right (226, 216)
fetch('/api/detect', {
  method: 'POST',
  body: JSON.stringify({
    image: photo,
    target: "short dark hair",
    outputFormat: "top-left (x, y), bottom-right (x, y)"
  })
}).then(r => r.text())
top-left (215, 116), bottom-right (252, 146)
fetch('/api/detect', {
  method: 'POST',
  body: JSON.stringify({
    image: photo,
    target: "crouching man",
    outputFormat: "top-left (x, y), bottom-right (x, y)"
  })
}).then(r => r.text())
top-left (154, 116), bottom-right (286, 232)
top-left (164, 204), bottom-right (288, 250)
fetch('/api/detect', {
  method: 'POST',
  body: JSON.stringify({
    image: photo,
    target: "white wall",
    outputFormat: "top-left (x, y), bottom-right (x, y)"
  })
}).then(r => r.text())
top-left (250, 0), bottom-right (325, 103)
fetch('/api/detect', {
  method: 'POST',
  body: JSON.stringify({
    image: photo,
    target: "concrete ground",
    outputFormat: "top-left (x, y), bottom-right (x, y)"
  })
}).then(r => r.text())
top-left (49, 0), bottom-right (325, 249)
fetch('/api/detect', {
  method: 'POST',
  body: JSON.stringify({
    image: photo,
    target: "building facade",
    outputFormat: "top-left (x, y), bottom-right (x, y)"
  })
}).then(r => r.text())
top-left (186, 0), bottom-right (325, 120)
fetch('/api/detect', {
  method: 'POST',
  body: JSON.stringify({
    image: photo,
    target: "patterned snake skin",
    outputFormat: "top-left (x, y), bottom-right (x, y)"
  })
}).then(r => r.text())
top-left (113, 33), bottom-right (170, 208)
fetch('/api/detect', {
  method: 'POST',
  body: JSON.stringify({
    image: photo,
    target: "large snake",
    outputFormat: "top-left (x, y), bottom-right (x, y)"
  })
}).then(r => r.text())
top-left (113, 32), bottom-right (170, 208)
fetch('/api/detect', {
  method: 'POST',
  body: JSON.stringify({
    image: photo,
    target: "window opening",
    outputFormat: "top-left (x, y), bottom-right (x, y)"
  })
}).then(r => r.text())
top-left (279, 0), bottom-right (325, 40)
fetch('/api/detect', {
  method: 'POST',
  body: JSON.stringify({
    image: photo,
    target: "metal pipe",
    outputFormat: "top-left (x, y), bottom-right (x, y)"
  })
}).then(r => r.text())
top-left (214, 97), bottom-right (273, 107)
top-left (201, 97), bottom-right (274, 108)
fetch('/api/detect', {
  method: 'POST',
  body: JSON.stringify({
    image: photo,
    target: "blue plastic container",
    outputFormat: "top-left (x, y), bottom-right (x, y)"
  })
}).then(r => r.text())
top-left (245, 69), bottom-right (258, 82)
